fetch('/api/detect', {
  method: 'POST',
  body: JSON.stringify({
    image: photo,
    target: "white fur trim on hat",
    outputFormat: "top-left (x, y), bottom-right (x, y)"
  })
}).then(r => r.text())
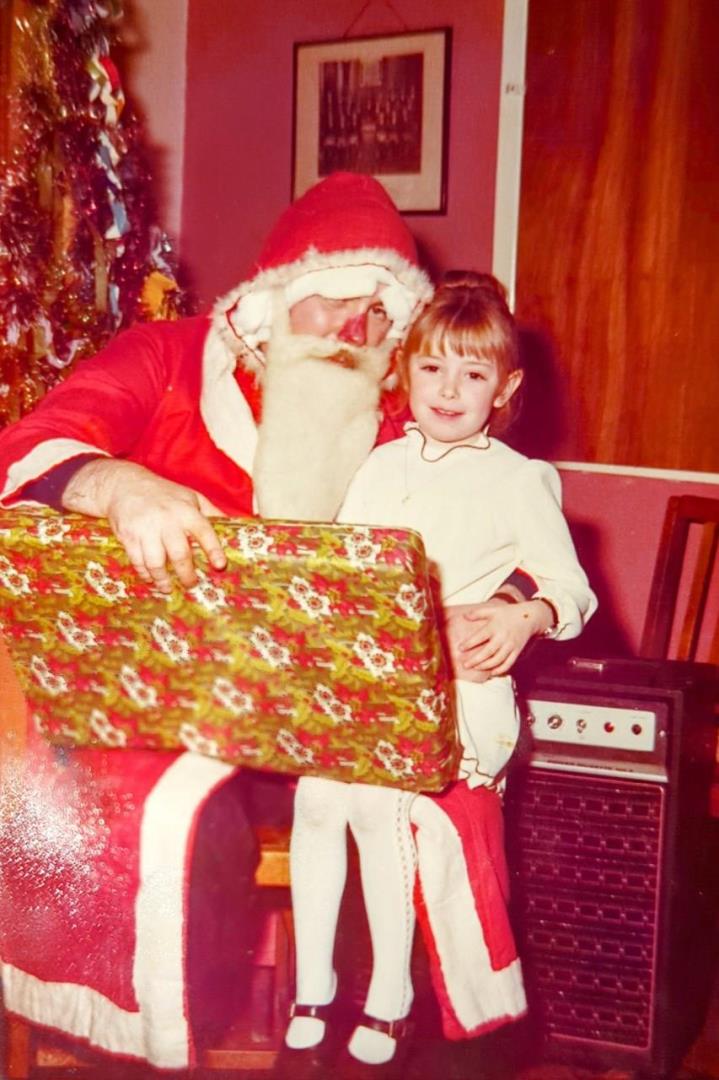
top-left (230, 264), bottom-right (417, 355)
top-left (212, 245), bottom-right (433, 375)
top-left (284, 264), bottom-right (415, 338)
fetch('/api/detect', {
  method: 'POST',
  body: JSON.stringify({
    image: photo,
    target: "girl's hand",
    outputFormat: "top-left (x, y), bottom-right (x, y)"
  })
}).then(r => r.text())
top-left (444, 599), bottom-right (555, 679)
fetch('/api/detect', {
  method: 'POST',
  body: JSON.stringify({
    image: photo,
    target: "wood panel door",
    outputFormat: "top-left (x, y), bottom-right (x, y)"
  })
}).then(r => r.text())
top-left (514, 0), bottom-right (719, 472)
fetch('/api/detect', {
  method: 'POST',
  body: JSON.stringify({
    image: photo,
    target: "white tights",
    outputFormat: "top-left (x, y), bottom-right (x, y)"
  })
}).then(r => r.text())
top-left (290, 776), bottom-right (416, 1023)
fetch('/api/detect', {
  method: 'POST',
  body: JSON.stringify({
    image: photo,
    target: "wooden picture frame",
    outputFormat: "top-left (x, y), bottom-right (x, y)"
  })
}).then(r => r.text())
top-left (292, 28), bottom-right (451, 214)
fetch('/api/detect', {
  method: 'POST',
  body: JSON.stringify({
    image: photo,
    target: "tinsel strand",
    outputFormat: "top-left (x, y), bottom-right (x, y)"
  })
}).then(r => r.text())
top-left (0, 0), bottom-right (189, 426)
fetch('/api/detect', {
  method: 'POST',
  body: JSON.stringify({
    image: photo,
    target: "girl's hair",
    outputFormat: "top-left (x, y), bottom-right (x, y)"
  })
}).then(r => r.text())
top-left (400, 270), bottom-right (523, 433)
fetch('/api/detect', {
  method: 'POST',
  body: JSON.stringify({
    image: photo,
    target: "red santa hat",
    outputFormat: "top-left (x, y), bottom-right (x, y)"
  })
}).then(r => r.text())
top-left (211, 172), bottom-right (433, 370)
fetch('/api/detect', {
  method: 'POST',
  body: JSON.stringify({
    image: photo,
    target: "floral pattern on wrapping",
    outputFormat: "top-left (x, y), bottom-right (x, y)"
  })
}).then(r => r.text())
top-left (85, 561), bottom-right (128, 602)
top-left (277, 728), bottom-right (315, 766)
top-left (119, 665), bottom-right (158, 709)
top-left (30, 656), bottom-right (68, 696)
top-left (395, 583), bottom-right (428, 622)
top-left (0, 555), bottom-right (31, 596)
top-left (313, 684), bottom-right (354, 725)
top-left (352, 632), bottom-right (396, 677)
top-left (211, 678), bottom-right (253, 717)
top-left (150, 618), bottom-right (192, 664)
top-left (188, 571), bottom-right (227, 612)
top-left (0, 509), bottom-right (459, 792)
top-left (89, 708), bottom-right (127, 747)
top-left (288, 576), bottom-right (332, 619)
top-left (57, 611), bottom-right (98, 653)
top-left (235, 524), bottom-right (274, 559)
top-left (36, 517), bottom-right (71, 545)
top-left (179, 722), bottom-right (220, 758)
top-left (343, 526), bottom-right (382, 568)
top-left (417, 688), bottom-right (448, 727)
top-left (374, 739), bottom-right (415, 780)
top-left (249, 626), bottom-right (292, 669)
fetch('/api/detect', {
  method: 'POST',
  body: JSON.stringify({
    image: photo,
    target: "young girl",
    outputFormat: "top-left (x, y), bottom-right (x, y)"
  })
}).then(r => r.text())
top-left (282, 272), bottom-right (597, 1073)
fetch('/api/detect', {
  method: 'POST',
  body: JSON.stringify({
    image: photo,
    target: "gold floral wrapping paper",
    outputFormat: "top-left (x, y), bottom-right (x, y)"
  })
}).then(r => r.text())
top-left (0, 509), bottom-right (459, 792)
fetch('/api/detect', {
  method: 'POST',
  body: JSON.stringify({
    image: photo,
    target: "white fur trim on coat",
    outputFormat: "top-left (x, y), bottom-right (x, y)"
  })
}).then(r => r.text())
top-left (199, 329), bottom-right (258, 477)
top-left (411, 795), bottom-right (527, 1034)
top-left (1, 440), bottom-right (111, 505)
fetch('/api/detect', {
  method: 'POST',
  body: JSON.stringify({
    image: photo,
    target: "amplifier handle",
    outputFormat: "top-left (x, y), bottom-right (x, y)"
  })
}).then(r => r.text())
top-left (567, 656), bottom-right (607, 674)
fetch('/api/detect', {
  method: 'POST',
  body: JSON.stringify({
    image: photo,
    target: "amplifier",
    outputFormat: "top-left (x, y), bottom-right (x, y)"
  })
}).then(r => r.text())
top-left (506, 656), bottom-right (719, 1078)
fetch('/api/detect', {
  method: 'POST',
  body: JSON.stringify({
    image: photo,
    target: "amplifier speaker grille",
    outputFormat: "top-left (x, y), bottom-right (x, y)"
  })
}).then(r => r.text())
top-left (506, 662), bottom-right (718, 1076)
top-left (506, 770), bottom-right (663, 1052)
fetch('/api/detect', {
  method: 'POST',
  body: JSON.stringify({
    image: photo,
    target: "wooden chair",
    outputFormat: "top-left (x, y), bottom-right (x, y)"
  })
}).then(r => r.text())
top-left (639, 494), bottom-right (719, 819)
top-left (199, 825), bottom-right (293, 1072)
top-left (640, 494), bottom-right (719, 663)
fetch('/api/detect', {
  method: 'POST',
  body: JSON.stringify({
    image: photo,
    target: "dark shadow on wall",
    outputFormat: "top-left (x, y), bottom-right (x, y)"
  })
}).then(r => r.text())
top-left (510, 325), bottom-right (572, 461)
top-left (515, 515), bottom-right (637, 686)
top-left (508, 326), bottom-right (640, 664)
top-left (565, 519), bottom-right (636, 658)
top-left (412, 237), bottom-right (443, 286)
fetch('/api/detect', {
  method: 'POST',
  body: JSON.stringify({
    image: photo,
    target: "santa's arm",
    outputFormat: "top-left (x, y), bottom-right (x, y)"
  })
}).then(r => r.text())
top-left (0, 322), bottom-right (176, 505)
top-left (0, 324), bottom-right (227, 591)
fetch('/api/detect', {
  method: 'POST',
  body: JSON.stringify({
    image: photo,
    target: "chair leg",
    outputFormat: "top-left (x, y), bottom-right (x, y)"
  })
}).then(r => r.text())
top-left (6, 1015), bottom-right (31, 1079)
top-left (272, 907), bottom-right (295, 1040)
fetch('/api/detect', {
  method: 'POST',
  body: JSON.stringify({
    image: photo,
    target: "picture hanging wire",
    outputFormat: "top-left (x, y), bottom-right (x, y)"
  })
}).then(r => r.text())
top-left (341, 0), bottom-right (411, 38)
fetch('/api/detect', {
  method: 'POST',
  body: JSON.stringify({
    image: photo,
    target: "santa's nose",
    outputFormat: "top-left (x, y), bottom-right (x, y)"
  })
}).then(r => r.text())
top-left (338, 311), bottom-right (368, 346)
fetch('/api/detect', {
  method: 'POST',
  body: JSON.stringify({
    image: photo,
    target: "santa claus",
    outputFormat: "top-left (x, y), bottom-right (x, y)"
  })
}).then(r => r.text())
top-left (0, 173), bottom-right (528, 1073)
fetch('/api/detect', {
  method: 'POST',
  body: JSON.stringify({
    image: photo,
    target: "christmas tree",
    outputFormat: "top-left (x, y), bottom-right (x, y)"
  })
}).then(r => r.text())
top-left (0, 0), bottom-right (187, 426)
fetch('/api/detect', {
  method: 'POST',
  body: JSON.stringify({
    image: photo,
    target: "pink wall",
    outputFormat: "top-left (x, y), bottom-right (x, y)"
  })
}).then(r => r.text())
top-left (181, 1), bottom-right (504, 306)
top-left (119, 0), bottom-right (188, 244)
top-left (557, 468), bottom-right (719, 661)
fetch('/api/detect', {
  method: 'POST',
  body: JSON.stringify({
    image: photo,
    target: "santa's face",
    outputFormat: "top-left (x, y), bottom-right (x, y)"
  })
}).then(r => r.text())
top-left (288, 288), bottom-right (391, 347)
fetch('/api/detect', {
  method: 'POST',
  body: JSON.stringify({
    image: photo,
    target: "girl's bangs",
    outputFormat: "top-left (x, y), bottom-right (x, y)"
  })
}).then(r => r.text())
top-left (415, 317), bottom-right (508, 367)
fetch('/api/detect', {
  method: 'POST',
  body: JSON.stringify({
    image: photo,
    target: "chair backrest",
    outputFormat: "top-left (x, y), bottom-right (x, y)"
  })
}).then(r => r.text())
top-left (640, 494), bottom-right (719, 663)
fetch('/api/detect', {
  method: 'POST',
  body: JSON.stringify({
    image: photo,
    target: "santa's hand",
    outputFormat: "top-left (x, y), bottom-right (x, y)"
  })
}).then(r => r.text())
top-left (62, 459), bottom-right (227, 592)
top-left (444, 599), bottom-right (553, 679)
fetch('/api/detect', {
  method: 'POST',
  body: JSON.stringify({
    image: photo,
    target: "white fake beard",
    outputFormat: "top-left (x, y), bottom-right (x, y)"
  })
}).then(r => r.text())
top-left (253, 329), bottom-right (393, 522)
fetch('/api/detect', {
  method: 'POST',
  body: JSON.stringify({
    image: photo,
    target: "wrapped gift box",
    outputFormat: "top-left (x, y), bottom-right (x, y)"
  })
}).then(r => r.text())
top-left (0, 509), bottom-right (459, 792)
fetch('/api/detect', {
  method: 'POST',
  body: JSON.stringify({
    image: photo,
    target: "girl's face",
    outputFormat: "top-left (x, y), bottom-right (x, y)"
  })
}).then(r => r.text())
top-left (408, 346), bottom-right (522, 446)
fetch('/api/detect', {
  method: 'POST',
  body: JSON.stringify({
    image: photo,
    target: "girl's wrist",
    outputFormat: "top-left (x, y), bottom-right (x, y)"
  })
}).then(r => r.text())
top-left (513, 597), bottom-right (557, 638)
top-left (531, 597), bottom-right (559, 636)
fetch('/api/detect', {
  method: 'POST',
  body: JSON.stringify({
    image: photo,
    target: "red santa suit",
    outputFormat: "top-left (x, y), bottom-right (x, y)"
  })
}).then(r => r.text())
top-left (0, 173), bottom-right (435, 1070)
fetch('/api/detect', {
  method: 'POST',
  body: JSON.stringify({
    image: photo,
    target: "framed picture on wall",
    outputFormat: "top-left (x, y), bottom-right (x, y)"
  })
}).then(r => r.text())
top-left (292, 28), bottom-right (451, 214)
